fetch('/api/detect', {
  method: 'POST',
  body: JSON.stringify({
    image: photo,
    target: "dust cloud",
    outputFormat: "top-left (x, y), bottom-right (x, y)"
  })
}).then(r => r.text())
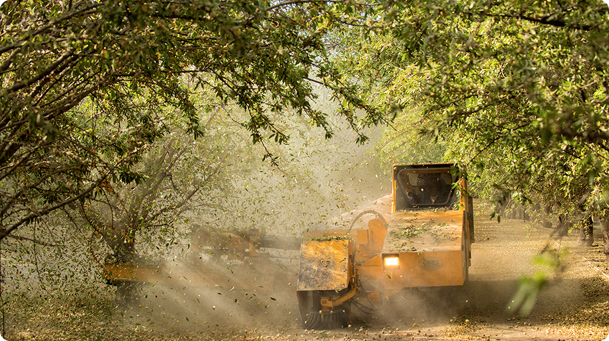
top-left (107, 101), bottom-right (391, 334)
top-left (116, 198), bottom-right (595, 338)
top-left (117, 253), bottom-right (301, 334)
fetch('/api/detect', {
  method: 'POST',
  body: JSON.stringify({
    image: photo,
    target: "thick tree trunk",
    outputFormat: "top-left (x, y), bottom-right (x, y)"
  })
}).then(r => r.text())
top-left (552, 214), bottom-right (570, 238)
top-left (103, 226), bottom-right (137, 264)
top-left (102, 225), bottom-right (140, 305)
top-left (601, 220), bottom-right (609, 261)
top-left (578, 216), bottom-right (594, 246)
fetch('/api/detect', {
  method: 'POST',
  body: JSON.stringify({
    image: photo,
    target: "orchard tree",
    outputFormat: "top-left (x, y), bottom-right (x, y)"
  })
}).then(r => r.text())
top-left (64, 130), bottom-right (228, 263)
top-left (0, 0), bottom-right (387, 244)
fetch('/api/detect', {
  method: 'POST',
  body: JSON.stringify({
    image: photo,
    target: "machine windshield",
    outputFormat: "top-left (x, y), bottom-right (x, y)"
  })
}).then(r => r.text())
top-left (396, 169), bottom-right (457, 208)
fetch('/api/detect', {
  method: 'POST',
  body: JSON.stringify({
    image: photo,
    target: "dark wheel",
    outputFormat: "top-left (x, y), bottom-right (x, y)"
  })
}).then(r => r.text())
top-left (297, 291), bottom-right (350, 329)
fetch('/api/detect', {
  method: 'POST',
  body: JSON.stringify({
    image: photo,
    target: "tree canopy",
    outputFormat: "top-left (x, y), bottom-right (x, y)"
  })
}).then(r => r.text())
top-left (334, 0), bottom-right (609, 223)
top-left (0, 0), bottom-right (386, 243)
top-left (5, 0), bottom-right (609, 264)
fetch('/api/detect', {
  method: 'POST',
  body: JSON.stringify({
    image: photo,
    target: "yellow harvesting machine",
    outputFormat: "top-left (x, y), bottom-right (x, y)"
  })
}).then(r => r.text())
top-left (296, 163), bottom-right (474, 329)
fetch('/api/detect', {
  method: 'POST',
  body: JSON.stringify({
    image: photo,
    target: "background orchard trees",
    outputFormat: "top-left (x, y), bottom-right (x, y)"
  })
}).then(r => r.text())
top-left (331, 0), bottom-right (609, 258)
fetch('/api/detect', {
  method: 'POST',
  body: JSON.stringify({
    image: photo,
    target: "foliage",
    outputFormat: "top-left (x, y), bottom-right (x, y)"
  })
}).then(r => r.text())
top-left (330, 0), bottom-right (609, 221)
top-left (0, 0), bottom-right (387, 244)
top-left (329, 29), bottom-right (446, 169)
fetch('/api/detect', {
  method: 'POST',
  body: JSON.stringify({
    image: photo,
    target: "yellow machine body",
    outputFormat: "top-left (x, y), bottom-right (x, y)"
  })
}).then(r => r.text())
top-left (296, 163), bottom-right (474, 327)
top-left (297, 240), bottom-right (353, 291)
top-left (356, 208), bottom-right (470, 298)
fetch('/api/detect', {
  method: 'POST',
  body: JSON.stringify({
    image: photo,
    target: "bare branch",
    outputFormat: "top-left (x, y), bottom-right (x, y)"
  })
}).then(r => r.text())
top-left (6, 234), bottom-right (63, 247)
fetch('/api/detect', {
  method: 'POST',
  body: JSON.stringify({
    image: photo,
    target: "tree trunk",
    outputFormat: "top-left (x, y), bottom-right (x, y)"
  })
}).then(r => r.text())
top-left (578, 216), bottom-right (594, 247)
top-left (103, 226), bottom-right (137, 264)
top-left (601, 219), bottom-right (609, 261)
top-left (552, 214), bottom-right (570, 238)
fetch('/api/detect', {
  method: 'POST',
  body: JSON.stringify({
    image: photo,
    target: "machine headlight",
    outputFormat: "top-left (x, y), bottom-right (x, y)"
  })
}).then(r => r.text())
top-left (383, 255), bottom-right (400, 270)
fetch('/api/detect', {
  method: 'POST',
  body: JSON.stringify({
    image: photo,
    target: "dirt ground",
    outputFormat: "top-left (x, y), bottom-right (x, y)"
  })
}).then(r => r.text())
top-left (6, 203), bottom-right (609, 340)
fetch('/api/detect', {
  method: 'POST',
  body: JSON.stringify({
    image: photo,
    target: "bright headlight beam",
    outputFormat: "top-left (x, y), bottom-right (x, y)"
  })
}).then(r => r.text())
top-left (384, 256), bottom-right (399, 267)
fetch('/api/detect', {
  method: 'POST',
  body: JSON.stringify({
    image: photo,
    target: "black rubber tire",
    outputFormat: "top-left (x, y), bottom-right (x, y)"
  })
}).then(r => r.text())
top-left (297, 291), bottom-right (350, 329)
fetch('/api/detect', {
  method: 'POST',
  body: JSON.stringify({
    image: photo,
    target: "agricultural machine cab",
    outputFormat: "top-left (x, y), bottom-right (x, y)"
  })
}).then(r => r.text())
top-left (296, 163), bottom-right (474, 329)
top-left (394, 165), bottom-right (458, 209)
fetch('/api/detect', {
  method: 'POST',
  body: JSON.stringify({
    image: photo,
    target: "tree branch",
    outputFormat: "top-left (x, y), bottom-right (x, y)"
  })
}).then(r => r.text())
top-left (6, 50), bottom-right (75, 94)
top-left (6, 234), bottom-right (63, 247)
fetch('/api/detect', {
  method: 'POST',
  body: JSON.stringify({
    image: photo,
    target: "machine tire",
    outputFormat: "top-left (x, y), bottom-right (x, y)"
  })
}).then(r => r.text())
top-left (297, 291), bottom-right (350, 329)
